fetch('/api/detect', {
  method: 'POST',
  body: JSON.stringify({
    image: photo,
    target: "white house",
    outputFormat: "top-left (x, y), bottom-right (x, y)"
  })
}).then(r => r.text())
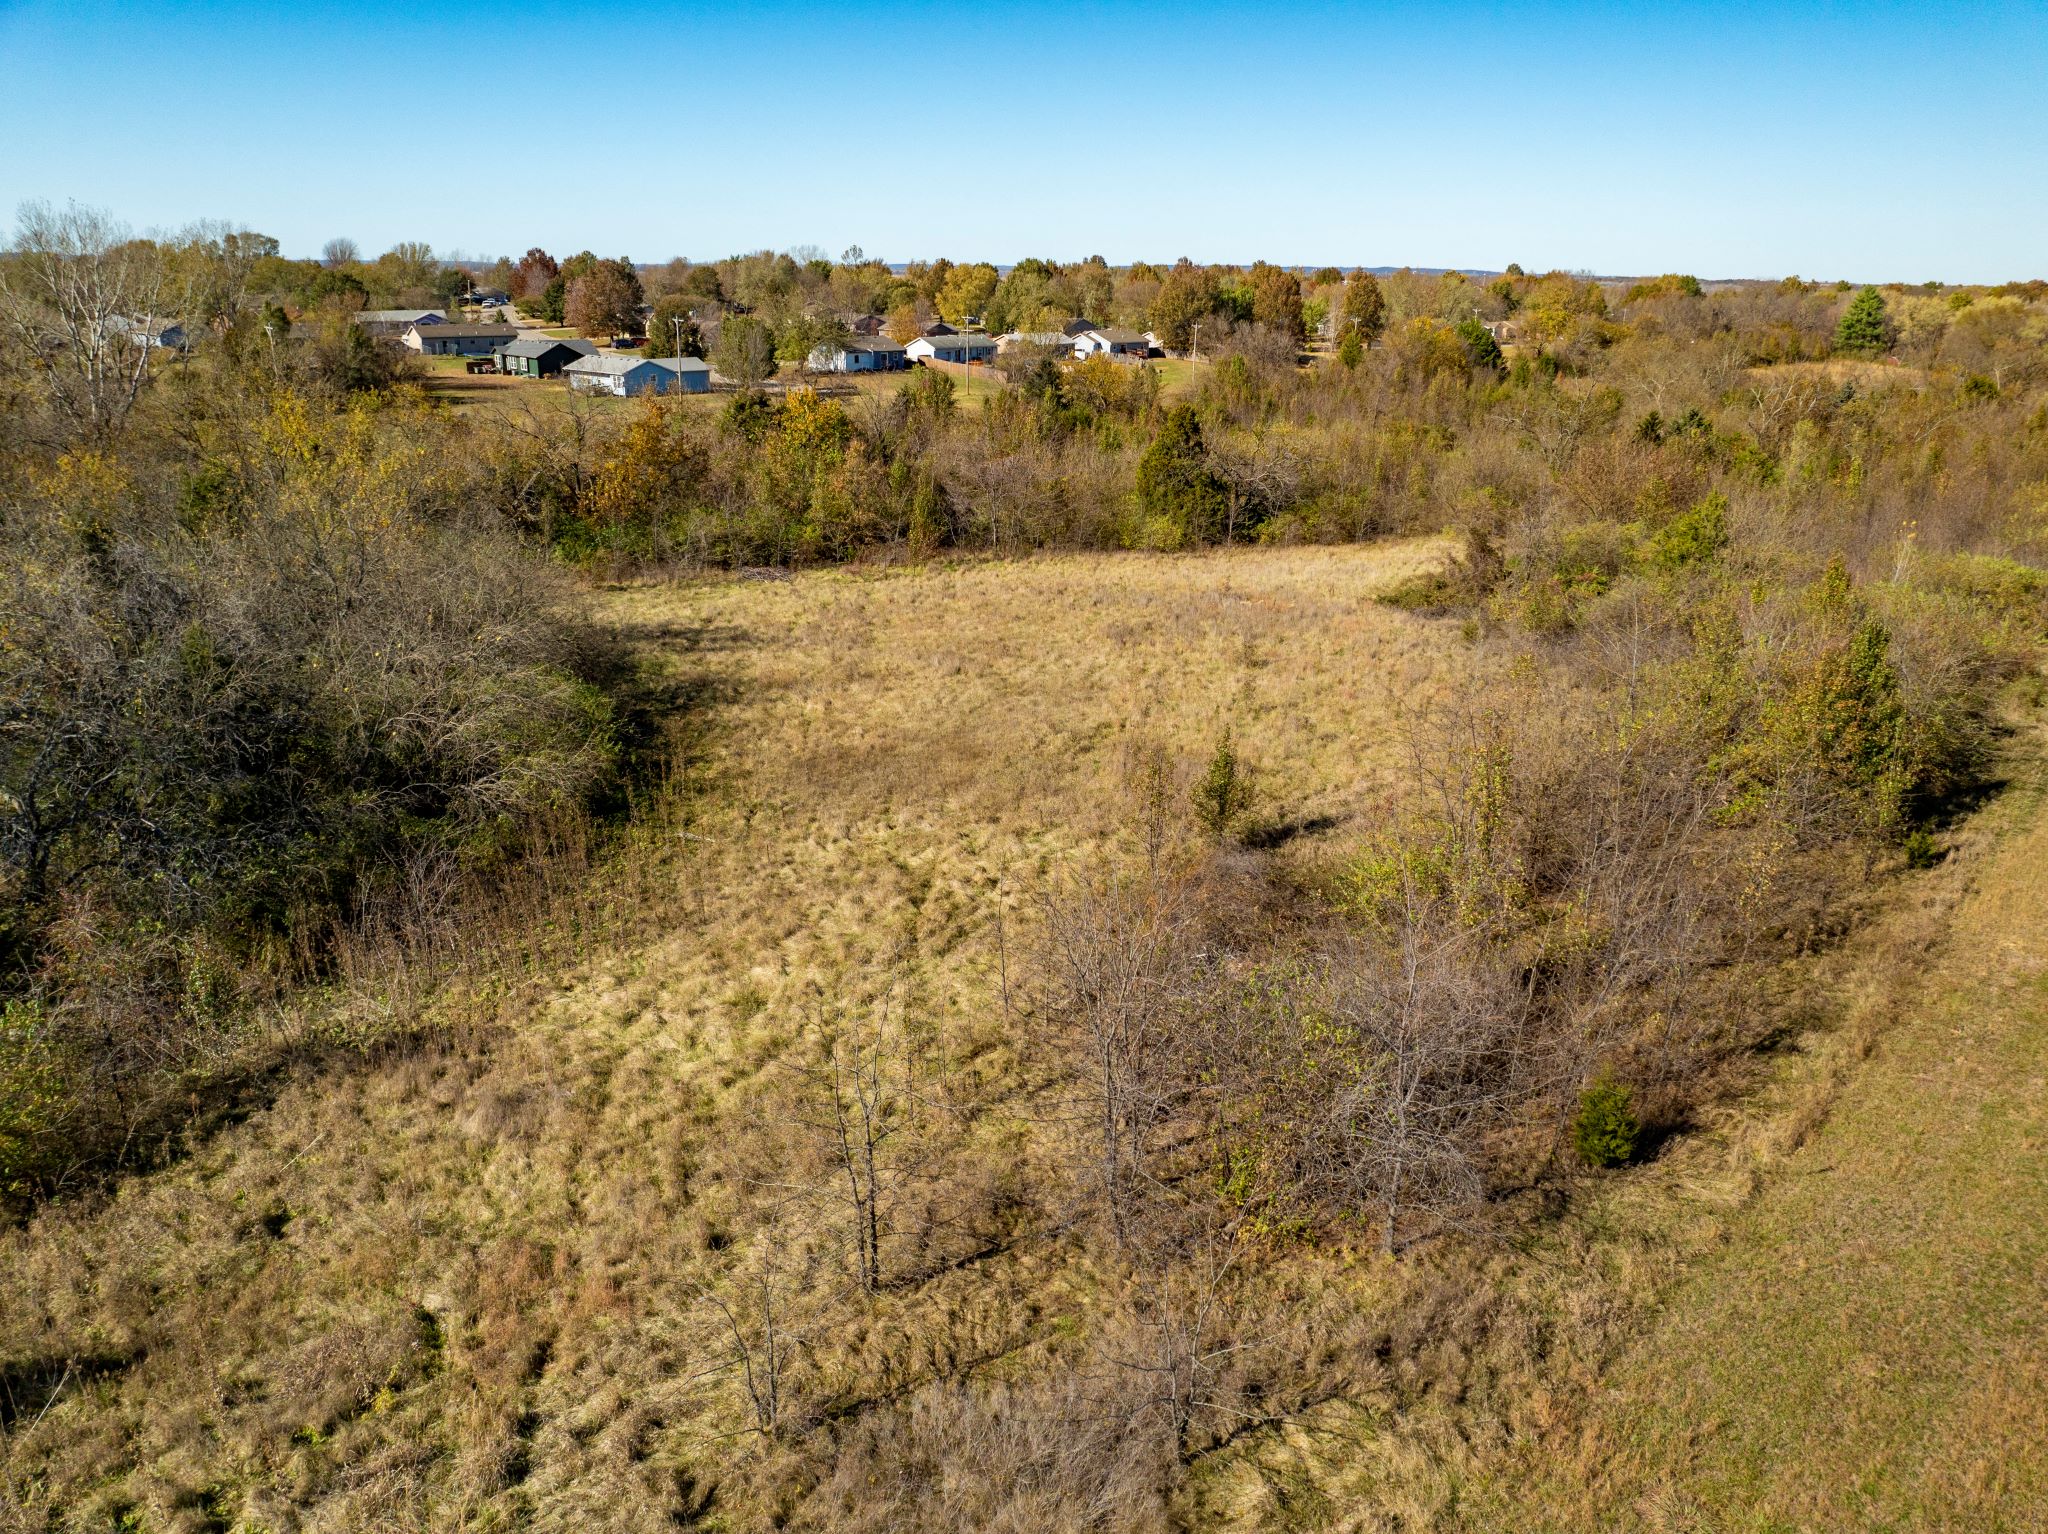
top-left (1072, 327), bottom-right (1151, 360)
top-left (110, 315), bottom-right (186, 350)
top-left (563, 354), bottom-right (712, 397)
top-left (808, 336), bottom-right (909, 373)
top-left (403, 322), bottom-right (519, 356)
top-left (355, 309), bottom-right (446, 337)
top-left (997, 331), bottom-right (1069, 353)
top-left (905, 332), bottom-right (999, 365)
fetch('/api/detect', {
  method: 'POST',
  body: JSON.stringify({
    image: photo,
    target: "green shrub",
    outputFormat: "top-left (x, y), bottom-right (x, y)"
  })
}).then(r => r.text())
top-left (1649, 492), bottom-right (1731, 570)
top-left (0, 1000), bottom-right (71, 1203)
top-left (1192, 735), bottom-right (1254, 840)
top-left (1902, 828), bottom-right (1943, 868)
top-left (1572, 1077), bottom-right (1640, 1167)
top-left (1136, 405), bottom-right (1231, 546)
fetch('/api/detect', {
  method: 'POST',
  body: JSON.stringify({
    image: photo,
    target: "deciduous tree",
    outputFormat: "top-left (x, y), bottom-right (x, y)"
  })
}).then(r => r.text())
top-left (565, 259), bottom-right (643, 340)
top-left (1341, 270), bottom-right (1387, 345)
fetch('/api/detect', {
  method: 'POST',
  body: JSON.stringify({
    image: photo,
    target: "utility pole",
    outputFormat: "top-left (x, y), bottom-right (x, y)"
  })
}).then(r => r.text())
top-left (1191, 321), bottom-right (1200, 363)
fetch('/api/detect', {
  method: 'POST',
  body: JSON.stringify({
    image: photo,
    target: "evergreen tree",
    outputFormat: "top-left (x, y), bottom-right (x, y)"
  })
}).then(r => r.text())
top-left (1835, 286), bottom-right (1894, 354)
top-left (1455, 317), bottom-right (1504, 370)
top-left (1135, 405), bottom-right (1229, 544)
top-left (1573, 1077), bottom-right (1639, 1167)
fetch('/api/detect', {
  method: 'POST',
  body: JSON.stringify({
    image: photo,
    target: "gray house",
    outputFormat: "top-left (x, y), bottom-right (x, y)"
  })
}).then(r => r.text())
top-left (495, 336), bottom-right (597, 377)
top-left (563, 354), bottom-right (713, 397)
top-left (355, 309), bottom-right (446, 337)
top-left (1072, 327), bottom-right (1151, 360)
top-left (808, 336), bottom-right (909, 373)
top-left (404, 322), bottom-right (520, 356)
top-left (905, 332), bottom-right (998, 365)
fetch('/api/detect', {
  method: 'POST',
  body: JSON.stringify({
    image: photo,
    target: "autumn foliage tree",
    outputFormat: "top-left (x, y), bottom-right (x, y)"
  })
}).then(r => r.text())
top-left (1248, 264), bottom-right (1306, 346)
top-left (566, 258), bottom-right (645, 340)
top-left (513, 246), bottom-right (558, 299)
top-left (1147, 262), bottom-right (1221, 353)
top-left (1341, 270), bottom-right (1387, 345)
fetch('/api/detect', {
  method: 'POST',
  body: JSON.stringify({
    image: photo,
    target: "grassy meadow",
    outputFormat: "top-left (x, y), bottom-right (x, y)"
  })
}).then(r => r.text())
top-left (6, 219), bottom-right (2048, 1531)
top-left (1, 542), bottom-right (1488, 1529)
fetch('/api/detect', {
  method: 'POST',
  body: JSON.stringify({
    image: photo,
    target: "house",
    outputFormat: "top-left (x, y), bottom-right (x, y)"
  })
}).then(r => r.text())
top-left (1072, 327), bottom-right (1151, 360)
top-left (563, 354), bottom-right (713, 397)
top-left (404, 322), bottom-right (520, 356)
top-left (905, 332), bottom-right (999, 365)
top-left (465, 287), bottom-right (510, 307)
top-left (849, 314), bottom-right (884, 336)
top-left (111, 315), bottom-right (186, 349)
top-left (1060, 317), bottom-right (1097, 338)
top-left (921, 321), bottom-right (958, 336)
top-left (355, 309), bottom-right (447, 337)
top-left (494, 336), bottom-right (597, 378)
top-left (997, 331), bottom-right (1069, 353)
top-left (808, 336), bottom-right (909, 373)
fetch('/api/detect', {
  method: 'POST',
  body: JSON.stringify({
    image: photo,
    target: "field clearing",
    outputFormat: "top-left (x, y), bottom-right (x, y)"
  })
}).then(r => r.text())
top-left (0, 541), bottom-right (1475, 1528)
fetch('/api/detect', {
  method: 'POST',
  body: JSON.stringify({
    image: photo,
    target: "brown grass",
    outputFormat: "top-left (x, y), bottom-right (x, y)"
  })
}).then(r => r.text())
top-left (5, 540), bottom-right (2038, 1532)
top-left (0, 541), bottom-right (1473, 1530)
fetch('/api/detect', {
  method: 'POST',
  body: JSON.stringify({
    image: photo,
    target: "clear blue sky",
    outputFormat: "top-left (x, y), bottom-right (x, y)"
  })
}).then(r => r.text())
top-left (3, 0), bottom-right (2042, 280)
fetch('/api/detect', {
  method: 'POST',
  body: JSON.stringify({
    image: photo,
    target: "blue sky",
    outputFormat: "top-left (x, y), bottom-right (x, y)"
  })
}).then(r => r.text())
top-left (2, 0), bottom-right (2042, 279)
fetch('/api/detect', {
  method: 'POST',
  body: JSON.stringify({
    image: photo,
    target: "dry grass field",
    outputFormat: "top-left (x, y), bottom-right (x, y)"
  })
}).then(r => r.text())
top-left (0, 541), bottom-right (1481, 1531)
top-left (3, 538), bottom-right (2043, 1531)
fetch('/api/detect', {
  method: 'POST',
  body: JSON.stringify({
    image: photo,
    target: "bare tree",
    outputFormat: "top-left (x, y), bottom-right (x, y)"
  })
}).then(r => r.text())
top-left (1042, 870), bottom-right (1206, 1245)
top-left (1101, 1236), bottom-right (1267, 1460)
top-left (322, 236), bottom-right (359, 268)
top-left (0, 200), bottom-right (168, 442)
top-left (776, 992), bottom-right (924, 1295)
top-left (704, 1269), bottom-right (799, 1439)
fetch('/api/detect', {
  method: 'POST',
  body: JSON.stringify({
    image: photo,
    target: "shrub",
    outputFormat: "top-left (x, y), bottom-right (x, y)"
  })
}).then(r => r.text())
top-left (1649, 491), bottom-right (1731, 570)
top-left (1191, 735), bottom-right (1254, 840)
top-left (1572, 1077), bottom-right (1640, 1167)
top-left (1902, 828), bottom-right (1943, 868)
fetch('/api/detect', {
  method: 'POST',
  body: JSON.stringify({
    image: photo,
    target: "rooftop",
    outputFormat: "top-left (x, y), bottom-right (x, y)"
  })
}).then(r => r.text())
top-left (498, 336), bottom-right (597, 358)
top-left (411, 322), bottom-right (519, 339)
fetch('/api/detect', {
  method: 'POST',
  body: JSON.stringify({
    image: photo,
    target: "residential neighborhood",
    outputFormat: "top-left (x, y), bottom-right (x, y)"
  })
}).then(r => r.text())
top-left (347, 297), bottom-right (1169, 399)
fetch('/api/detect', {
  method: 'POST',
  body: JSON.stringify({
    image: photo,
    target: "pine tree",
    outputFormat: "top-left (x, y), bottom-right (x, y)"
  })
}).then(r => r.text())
top-left (1835, 286), bottom-right (1894, 355)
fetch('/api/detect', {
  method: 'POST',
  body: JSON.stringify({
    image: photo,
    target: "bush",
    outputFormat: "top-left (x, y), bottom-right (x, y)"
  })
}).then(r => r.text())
top-left (1572, 1077), bottom-right (1640, 1167)
top-left (1902, 828), bottom-right (1943, 868)
top-left (1135, 405), bottom-right (1230, 546)
top-left (1191, 735), bottom-right (1254, 840)
top-left (0, 392), bottom-right (627, 1198)
top-left (1648, 491), bottom-right (1731, 570)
